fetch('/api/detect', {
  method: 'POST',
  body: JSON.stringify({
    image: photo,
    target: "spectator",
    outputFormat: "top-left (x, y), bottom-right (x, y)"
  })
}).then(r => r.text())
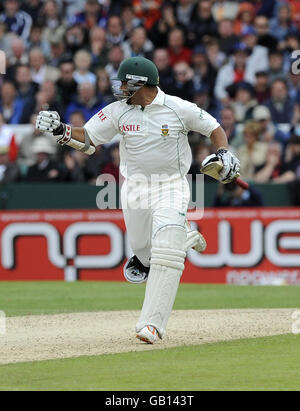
top-left (233, 2), bottom-right (256, 35)
top-left (61, 150), bottom-right (84, 182)
top-left (273, 129), bottom-right (300, 183)
top-left (101, 143), bottom-right (120, 183)
top-left (49, 35), bottom-right (72, 68)
top-left (106, 16), bottom-right (125, 48)
top-left (148, 3), bottom-right (178, 48)
top-left (270, 2), bottom-right (297, 41)
top-left (188, 0), bottom-right (218, 46)
top-left (254, 15), bottom-right (278, 51)
top-left (174, 0), bottom-right (194, 29)
top-left (73, 49), bottom-right (96, 85)
top-left (153, 48), bottom-right (175, 94)
top-left (7, 36), bottom-right (28, 69)
top-left (252, 104), bottom-right (289, 146)
top-left (214, 42), bottom-right (251, 103)
top-left (64, 23), bottom-right (87, 55)
top-left (122, 26), bottom-right (154, 59)
top-left (70, 0), bottom-right (108, 29)
top-left (240, 26), bottom-right (269, 84)
top-left (29, 47), bottom-right (59, 85)
top-left (39, 0), bottom-right (66, 46)
top-left (15, 64), bottom-right (38, 103)
top-left (89, 26), bottom-right (109, 68)
top-left (56, 60), bottom-right (78, 109)
top-left (27, 24), bottom-right (51, 58)
top-left (168, 27), bottom-right (192, 67)
top-left (96, 69), bottom-right (114, 105)
top-left (220, 105), bottom-right (243, 148)
top-left (192, 45), bottom-right (218, 98)
top-left (172, 61), bottom-right (194, 101)
top-left (0, 144), bottom-right (19, 183)
top-left (214, 182), bottom-right (263, 207)
top-left (0, 0), bottom-right (32, 41)
top-left (238, 120), bottom-right (268, 180)
top-left (265, 78), bottom-right (295, 124)
top-left (229, 81), bottom-right (257, 122)
top-left (254, 141), bottom-right (283, 183)
top-left (0, 80), bottom-right (24, 124)
top-left (132, 0), bottom-right (162, 30)
top-left (22, 80), bottom-right (64, 123)
top-left (270, 3), bottom-right (297, 42)
top-left (105, 45), bottom-right (124, 81)
top-left (69, 110), bottom-right (86, 128)
top-left (64, 82), bottom-right (103, 123)
top-left (267, 50), bottom-right (286, 83)
top-left (23, 0), bottom-right (43, 22)
top-left (26, 137), bottom-right (61, 182)
top-left (18, 113), bottom-right (56, 167)
top-left (253, 71), bottom-right (270, 104)
top-left (205, 39), bottom-right (226, 72)
top-left (121, 4), bottom-right (141, 38)
top-left (217, 18), bottom-right (240, 56)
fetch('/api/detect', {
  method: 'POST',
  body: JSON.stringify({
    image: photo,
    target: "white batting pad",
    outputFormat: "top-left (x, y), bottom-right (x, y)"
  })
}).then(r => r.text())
top-left (136, 225), bottom-right (186, 338)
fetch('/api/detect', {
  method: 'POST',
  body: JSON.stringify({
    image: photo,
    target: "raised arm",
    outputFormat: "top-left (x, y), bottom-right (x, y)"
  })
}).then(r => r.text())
top-left (36, 106), bottom-right (119, 154)
top-left (36, 111), bottom-right (95, 155)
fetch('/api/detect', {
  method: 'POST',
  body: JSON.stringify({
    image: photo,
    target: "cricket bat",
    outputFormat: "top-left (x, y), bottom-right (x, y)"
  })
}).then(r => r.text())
top-left (200, 154), bottom-right (249, 189)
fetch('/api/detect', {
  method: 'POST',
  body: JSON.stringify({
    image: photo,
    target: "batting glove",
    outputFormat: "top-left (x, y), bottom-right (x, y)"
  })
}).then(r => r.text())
top-left (216, 148), bottom-right (240, 183)
top-left (36, 111), bottom-right (72, 146)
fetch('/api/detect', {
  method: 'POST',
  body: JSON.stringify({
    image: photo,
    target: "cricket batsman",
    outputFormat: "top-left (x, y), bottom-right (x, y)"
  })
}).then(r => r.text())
top-left (36, 57), bottom-right (240, 344)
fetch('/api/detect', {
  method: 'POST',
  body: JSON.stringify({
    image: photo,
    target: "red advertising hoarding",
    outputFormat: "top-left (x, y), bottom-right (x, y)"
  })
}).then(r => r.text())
top-left (0, 208), bottom-right (299, 284)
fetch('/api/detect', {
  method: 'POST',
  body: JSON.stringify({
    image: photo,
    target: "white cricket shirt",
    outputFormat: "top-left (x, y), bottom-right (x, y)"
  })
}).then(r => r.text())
top-left (84, 87), bottom-right (220, 181)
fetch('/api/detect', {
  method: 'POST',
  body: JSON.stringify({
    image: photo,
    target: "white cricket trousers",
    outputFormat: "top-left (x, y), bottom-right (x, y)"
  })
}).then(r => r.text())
top-left (121, 176), bottom-right (190, 266)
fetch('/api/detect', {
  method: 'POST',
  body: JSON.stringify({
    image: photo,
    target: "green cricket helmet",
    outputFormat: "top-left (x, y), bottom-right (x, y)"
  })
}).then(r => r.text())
top-left (112, 57), bottom-right (159, 100)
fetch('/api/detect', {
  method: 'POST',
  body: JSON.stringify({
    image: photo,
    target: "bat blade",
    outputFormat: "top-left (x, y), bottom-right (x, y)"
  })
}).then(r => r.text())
top-left (201, 159), bottom-right (249, 189)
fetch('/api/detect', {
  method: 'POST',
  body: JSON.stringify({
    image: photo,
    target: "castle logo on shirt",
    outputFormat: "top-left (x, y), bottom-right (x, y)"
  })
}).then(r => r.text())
top-left (161, 124), bottom-right (169, 137)
top-left (120, 124), bottom-right (141, 132)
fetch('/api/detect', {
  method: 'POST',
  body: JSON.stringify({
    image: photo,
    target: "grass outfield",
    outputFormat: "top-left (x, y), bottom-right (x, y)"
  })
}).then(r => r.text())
top-left (0, 282), bottom-right (299, 391)
top-left (0, 335), bottom-right (299, 391)
top-left (0, 282), bottom-right (299, 316)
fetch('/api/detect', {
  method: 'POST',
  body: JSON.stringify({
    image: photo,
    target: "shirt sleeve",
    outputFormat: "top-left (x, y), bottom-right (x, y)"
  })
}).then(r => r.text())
top-left (182, 101), bottom-right (220, 137)
top-left (83, 104), bottom-right (119, 146)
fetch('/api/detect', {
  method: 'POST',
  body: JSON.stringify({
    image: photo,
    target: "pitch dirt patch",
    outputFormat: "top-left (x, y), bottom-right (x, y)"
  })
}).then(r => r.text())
top-left (0, 309), bottom-right (295, 365)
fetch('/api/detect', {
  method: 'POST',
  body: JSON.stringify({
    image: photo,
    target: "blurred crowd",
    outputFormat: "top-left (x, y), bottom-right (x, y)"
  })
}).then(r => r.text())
top-left (0, 0), bottom-right (300, 198)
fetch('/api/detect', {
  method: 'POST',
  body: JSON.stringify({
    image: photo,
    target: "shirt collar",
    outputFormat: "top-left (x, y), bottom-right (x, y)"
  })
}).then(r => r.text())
top-left (149, 87), bottom-right (165, 106)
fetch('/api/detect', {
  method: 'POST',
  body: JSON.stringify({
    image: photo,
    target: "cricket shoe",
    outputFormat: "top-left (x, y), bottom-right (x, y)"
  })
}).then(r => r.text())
top-left (123, 255), bottom-right (150, 284)
top-left (136, 325), bottom-right (158, 344)
top-left (186, 230), bottom-right (207, 253)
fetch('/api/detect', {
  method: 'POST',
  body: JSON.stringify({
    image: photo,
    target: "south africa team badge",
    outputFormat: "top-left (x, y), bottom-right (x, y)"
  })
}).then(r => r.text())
top-left (161, 124), bottom-right (169, 137)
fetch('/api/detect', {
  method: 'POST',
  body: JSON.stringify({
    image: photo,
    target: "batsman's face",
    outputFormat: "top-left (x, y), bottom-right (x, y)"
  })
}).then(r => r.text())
top-left (120, 81), bottom-right (130, 96)
top-left (112, 80), bottom-right (144, 102)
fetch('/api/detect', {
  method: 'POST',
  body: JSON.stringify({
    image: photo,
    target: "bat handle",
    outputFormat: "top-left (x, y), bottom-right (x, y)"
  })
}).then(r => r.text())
top-left (236, 177), bottom-right (249, 189)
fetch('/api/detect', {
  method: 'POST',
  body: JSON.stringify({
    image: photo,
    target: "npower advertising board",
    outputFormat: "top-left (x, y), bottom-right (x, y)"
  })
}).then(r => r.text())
top-left (0, 208), bottom-right (299, 284)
